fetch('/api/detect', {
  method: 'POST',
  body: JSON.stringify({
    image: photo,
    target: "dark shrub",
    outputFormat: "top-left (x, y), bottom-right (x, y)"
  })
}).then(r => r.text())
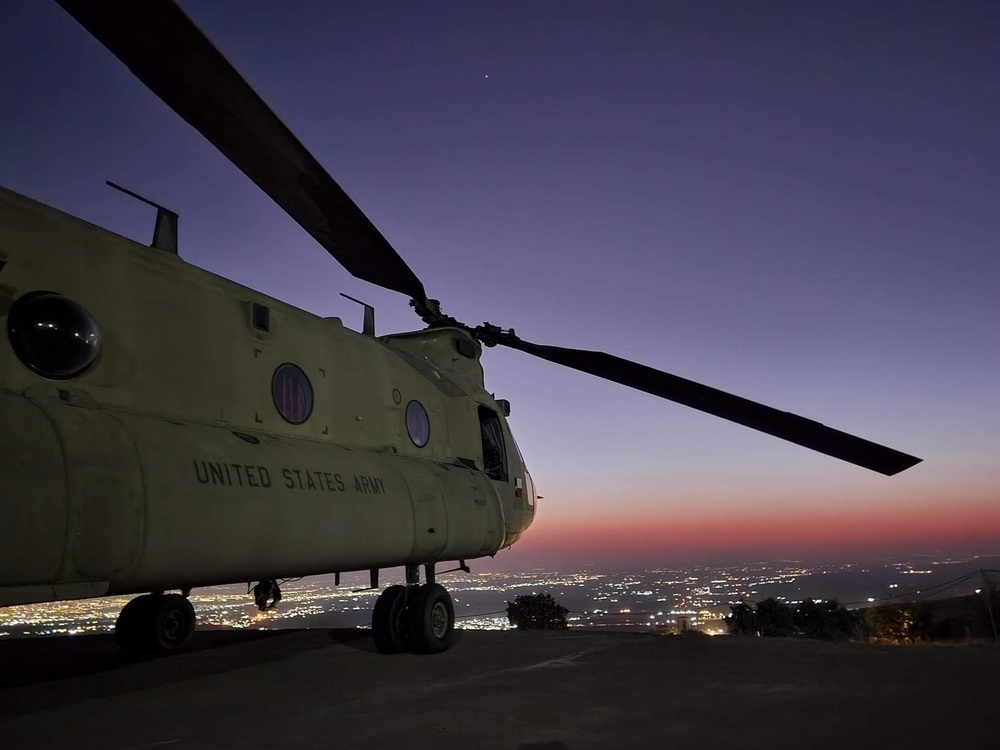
top-left (756, 598), bottom-right (795, 637)
top-left (507, 593), bottom-right (569, 630)
top-left (725, 601), bottom-right (758, 635)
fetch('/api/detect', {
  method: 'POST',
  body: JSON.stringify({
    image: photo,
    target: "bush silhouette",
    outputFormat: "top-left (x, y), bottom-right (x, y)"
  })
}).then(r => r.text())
top-left (756, 598), bottom-right (795, 637)
top-left (728, 598), bottom-right (865, 640)
top-left (866, 602), bottom-right (935, 642)
top-left (507, 593), bottom-right (569, 630)
top-left (794, 598), bottom-right (867, 640)
top-left (725, 601), bottom-right (757, 635)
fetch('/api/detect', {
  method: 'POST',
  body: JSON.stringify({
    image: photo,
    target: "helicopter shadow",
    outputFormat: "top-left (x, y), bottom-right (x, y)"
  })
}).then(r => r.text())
top-left (326, 626), bottom-right (467, 653)
top-left (0, 628), bottom-right (340, 715)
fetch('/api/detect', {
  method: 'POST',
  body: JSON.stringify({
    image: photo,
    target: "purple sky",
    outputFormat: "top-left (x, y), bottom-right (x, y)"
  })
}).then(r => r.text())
top-left (2, 1), bottom-right (998, 568)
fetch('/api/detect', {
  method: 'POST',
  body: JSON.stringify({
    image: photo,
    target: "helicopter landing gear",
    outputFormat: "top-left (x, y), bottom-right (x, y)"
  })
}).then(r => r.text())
top-left (407, 582), bottom-right (455, 654)
top-left (114, 592), bottom-right (196, 657)
top-left (372, 585), bottom-right (408, 654)
top-left (371, 565), bottom-right (455, 655)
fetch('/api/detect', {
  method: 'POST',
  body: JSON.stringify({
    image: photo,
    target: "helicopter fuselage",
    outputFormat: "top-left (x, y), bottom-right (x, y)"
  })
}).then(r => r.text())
top-left (0, 186), bottom-right (536, 609)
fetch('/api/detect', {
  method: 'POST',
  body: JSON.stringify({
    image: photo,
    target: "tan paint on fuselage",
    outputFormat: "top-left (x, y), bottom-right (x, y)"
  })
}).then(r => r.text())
top-left (0, 187), bottom-right (536, 607)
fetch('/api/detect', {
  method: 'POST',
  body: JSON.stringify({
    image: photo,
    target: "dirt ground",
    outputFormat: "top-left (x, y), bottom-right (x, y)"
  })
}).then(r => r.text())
top-left (1, 629), bottom-right (998, 749)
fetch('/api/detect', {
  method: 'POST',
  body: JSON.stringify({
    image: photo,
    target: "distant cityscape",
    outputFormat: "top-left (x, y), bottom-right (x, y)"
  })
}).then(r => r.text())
top-left (2, 553), bottom-right (997, 638)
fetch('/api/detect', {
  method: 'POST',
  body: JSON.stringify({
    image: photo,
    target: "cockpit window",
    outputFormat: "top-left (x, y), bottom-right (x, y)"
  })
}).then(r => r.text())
top-left (478, 405), bottom-right (508, 482)
top-left (524, 471), bottom-right (536, 509)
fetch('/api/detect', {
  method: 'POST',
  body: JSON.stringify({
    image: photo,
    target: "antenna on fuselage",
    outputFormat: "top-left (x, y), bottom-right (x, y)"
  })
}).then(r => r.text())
top-left (340, 293), bottom-right (376, 336)
top-left (106, 180), bottom-right (179, 255)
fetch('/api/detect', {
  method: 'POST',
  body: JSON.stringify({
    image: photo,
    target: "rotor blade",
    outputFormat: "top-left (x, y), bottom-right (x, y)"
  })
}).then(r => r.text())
top-left (501, 337), bottom-right (921, 476)
top-left (57, 0), bottom-right (427, 302)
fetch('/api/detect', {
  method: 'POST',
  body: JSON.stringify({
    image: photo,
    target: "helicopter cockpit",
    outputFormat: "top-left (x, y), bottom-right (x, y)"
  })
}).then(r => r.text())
top-left (479, 405), bottom-right (508, 482)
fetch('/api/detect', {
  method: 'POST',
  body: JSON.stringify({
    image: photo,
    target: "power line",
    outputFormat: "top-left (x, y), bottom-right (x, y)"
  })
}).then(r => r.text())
top-left (838, 570), bottom-right (980, 607)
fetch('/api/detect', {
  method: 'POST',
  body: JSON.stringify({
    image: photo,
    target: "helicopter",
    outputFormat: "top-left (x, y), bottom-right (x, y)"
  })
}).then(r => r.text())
top-left (0, 0), bottom-right (921, 657)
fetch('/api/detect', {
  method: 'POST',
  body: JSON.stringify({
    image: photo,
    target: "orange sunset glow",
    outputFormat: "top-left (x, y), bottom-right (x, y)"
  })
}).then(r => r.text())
top-left (492, 475), bottom-right (1000, 569)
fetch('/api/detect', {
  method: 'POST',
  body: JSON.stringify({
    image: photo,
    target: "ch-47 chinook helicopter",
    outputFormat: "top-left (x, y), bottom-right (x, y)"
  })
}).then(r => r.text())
top-left (0, 0), bottom-right (921, 657)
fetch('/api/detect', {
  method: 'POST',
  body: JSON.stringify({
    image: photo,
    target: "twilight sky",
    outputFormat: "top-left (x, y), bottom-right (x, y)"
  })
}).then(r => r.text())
top-left (2, 1), bottom-right (998, 570)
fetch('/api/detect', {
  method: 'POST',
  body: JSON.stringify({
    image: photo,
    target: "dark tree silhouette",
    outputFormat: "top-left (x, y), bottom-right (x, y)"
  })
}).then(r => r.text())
top-left (725, 601), bottom-right (757, 635)
top-left (756, 598), bottom-right (795, 637)
top-left (794, 599), bottom-right (866, 640)
top-left (507, 593), bottom-right (569, 630)
top-left (866, 602), bottom-right (935, 642)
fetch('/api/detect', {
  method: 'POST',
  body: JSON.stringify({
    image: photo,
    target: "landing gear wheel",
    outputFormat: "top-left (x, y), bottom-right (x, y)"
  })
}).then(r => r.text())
top-left (372, 585), bottom-right (408, 654)
top-left (114, 593), bottom-right (196, 656)
top-left (150, 594), bottom-right (196, 651)
top-left (406, 583), bottom-right (455, 654)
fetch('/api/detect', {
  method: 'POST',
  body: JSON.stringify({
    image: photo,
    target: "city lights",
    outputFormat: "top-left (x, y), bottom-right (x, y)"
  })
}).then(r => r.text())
top-left (0, 554), bottom-right (992, 638)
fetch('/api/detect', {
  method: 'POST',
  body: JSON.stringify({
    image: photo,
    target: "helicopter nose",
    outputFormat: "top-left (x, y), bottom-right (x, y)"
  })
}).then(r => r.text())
top-left (0, 393), bottom-right (67, 590)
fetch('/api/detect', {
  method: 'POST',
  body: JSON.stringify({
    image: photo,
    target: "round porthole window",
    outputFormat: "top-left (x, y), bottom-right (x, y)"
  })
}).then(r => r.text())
top-left (7, 291), bottom-right (101, 380)
top-left (405, 400), bottom-right (430, 447)
top-left (272, 363), bottom-right (313, 424)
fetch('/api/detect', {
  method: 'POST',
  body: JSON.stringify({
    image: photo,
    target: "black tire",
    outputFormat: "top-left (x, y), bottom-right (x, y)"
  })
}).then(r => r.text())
top-left (372, 585), bottom-right (408, 654)
top-left (149, 594), bottom-right (196, 651)
top-left (406, 583), bottom-right (455, 654)
top-left (115, 594), bottom-right (155, 656)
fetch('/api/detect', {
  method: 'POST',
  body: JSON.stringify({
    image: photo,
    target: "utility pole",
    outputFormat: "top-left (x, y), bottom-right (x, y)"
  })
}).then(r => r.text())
top-left (981, 569), bottom-right (998, 644)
